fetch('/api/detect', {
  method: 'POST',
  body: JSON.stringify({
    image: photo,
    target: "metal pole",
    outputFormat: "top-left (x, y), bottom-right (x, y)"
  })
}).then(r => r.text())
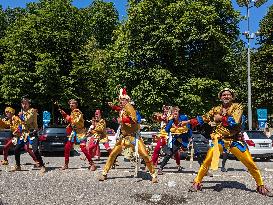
top-left (247, 3), bottom-right (253, 130)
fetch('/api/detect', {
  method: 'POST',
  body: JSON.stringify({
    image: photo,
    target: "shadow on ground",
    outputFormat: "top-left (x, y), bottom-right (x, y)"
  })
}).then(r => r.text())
top-left (202, 180), bottom-right (256, 193)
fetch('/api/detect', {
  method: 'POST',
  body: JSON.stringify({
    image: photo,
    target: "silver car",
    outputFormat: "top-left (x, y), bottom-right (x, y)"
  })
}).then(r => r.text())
top-left (243, 130), bottom-right (273, 160)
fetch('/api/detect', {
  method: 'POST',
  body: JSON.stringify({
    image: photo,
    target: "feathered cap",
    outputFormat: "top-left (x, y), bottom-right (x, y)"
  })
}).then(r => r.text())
top-left (119, 87), bottom-right (130, 100)
top-left (218, 88), bottom-right (236, 99)
top-left (5, 107), bottom-right (15, 114)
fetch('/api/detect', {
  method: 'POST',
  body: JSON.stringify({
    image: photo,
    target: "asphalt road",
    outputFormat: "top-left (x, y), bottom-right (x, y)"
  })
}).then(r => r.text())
top-left (0, 153), bottom-right (273, 205)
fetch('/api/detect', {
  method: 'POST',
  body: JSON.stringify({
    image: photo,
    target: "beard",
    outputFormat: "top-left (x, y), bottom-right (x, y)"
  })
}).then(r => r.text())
top-left (221, 98), bottom-right (232, 105)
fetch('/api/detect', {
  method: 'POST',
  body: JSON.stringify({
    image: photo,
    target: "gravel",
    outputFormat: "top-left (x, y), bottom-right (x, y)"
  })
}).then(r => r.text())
top-left (0, 153), bottom-right (273, 205)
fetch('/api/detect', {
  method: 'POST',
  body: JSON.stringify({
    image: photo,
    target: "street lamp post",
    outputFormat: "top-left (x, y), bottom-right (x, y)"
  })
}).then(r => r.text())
top-left (247, 3), bottom-right (253, 130)
top-left (242, 3), bottom-right (254, 130)
top-left (241, 0), bottom-right (267, 130)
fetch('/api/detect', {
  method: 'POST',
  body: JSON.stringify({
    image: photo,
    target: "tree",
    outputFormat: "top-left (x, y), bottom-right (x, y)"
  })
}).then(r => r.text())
top-left (82, 0), bottom-right (119, 48)
top-left (107, 0), bottom-right (242, 117)
top-left (0, 0), bottom-right (118, 116)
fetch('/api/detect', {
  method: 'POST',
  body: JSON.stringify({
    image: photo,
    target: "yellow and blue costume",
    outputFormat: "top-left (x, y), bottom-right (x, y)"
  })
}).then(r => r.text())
top-left (192, 103), bottom-right (264, 187)
top-left (158, 114), bottom-right (192, 171)
top-left (14, 107), bottom-right (43, 167)
top-left (19, 108), bottom-right (38, 145)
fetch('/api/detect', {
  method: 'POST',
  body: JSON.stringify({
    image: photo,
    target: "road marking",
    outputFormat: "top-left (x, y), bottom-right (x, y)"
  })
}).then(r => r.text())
top-left (265, 168), bottom-right (273, 172)
top-left (150, 194), bottom-right (162, 202)
top-left (76, 168), bottom-right (86, 171)
top-left (167, 181), bottom-right (176, 187)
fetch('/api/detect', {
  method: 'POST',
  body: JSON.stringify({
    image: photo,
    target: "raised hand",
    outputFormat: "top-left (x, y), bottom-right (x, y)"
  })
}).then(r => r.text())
top-left (107, 102), bottom-right (114, 107)
top-left (214, 114), bottom-right (222, 122)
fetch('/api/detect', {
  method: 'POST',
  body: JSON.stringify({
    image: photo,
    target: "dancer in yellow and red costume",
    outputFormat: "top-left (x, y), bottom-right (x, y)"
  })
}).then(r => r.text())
top-left (88, 109), bottom-right (112, 159)
top-left (152, 105), bottom-right (181, 171)
top-left (0, 107), bottom-right (37, 166)
top-left (59, 99), bottom-right (96, 171)
top-left (99, 87), bottom-right (158, 183)
top-left (188, 88), bottom-right (272, 196)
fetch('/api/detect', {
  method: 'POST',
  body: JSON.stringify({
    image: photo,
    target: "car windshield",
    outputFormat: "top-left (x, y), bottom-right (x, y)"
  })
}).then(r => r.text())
top-left (45, 128), bottom-right (66, 134)
top-left (246, 131), bottom-right (268, 139)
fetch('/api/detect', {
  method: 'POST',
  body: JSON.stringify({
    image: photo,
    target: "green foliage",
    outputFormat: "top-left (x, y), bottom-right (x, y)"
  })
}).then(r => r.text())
top-left (0, 0), bottom-right (251, 123)
top-left (71, 37), bottom-right (110, 110)
top-left (108, 0), bottom-right (242, 118)
top-left (175, 78), bottom-right (231, 116)
top-left (0, 0), bottom-right (118, 115)
top-left (236, 0), bottom-right (250, 7)
top-left (83, 0), bottom-right (119, 48)
top-left (254, 0), bottom-right (269, 8)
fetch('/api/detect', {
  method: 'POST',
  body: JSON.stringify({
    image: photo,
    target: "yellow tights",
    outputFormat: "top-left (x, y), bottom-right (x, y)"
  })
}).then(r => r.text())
top-left (194, 144), bottom-right (263, 186)
top-left (102, 138), bottom-right (155, 177)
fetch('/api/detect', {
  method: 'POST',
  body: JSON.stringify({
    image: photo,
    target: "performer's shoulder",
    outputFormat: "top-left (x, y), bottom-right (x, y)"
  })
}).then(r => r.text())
top-left (73, 109), bottom-right (81, 113)
top-left (13, 115), bottom-right (21, 121)
top-left (100, 119), bottom-right (106, 123)
top-left (210, 105), bottom-right (221, 112)
top-left (125, 103), bottom-right (135, 110)
top-left (28, 108), bottom-right (38, 115)
top-left (232, 102), bottom-right (244, 109)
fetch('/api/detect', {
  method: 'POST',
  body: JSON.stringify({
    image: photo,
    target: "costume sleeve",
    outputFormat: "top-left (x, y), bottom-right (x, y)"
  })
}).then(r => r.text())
top-left (94, 119), bottom-right (106, 134)
top-left (179, 115), bottom-right (191, 129)
top-left (189, 115), bottom-right (204, 127)
top-left (202, 107), bottom-right (215, 123)
top-left (111, 105), bottom-right (122, 112)
top-left (24, 108), bottom-right (38, 130)
top-left (165, 119), bottom-right (174, 133)
top-left (179, 115), bottom-right (188, 121)
top-left (10, 116), bottom-right (23, 134)
top-left (136, 111), bottom-right (142, 124)
top-left (61, 110), bottom-right (71, 122)
top-left (124, 104), bottom-right (137, 124)
top-left (32, 109), bottom-right (38, 130)
top-left (71, 109), bottom-right (83, 127)
top-left (0, 119), bottom-right (10, 129)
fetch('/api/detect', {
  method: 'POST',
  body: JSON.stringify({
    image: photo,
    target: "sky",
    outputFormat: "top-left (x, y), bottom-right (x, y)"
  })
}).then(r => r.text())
top-left (0, 0), bottom-right (272, 47)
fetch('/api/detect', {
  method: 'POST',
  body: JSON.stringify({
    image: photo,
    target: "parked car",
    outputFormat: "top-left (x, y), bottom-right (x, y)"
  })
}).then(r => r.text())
top-left (140, 125), bottom-right (159, 144)
top-left (38, 127), bottom-right (68, 154)
top-left (0, 129), bottom-right (13, 153)
top-left (192, 131), bottom-right (210, 155)
top-left (179, 131), bottom-right (210, 160)
top-left (243, 130), bottom-right (273, 160)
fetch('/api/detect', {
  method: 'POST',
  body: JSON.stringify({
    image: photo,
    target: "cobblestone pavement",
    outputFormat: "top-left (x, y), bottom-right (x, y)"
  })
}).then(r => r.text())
top-left (0, 153), bottom-right (273, 205)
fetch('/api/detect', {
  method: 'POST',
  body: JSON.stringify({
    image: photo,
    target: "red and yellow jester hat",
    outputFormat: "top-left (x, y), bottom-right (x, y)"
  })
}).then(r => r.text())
top-left (119, 87), bottom-right (130, 100)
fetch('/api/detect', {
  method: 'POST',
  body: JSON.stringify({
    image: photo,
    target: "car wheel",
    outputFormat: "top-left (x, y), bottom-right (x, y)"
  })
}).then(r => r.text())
top-left (260, 157), bottom-right (270, 162)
